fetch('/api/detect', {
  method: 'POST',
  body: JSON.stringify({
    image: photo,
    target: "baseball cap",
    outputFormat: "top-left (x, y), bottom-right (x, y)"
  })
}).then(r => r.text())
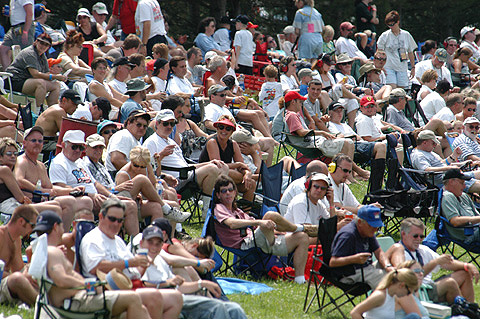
top-left (340, 21), bottom-right (355, 30)
top-left (213, 118), bottom-right (236, 130)
top-left (434, 48), bottom-right (448, 63)
top-left (234, 15), bottom-right (250, 25)
top-left (360, 95), bottom-right (376, 107)
top-left (417, 129), bottom-right (439, 144)
top-left (47, 58), bottom-right (62, 68)
top-left (77, 8), bottom-right (91, 19)
top-left (247, 22), bottom-right (258, 29)
top-left (328, 101), bottom-right (344, 111)
top-left (155, 109), bottom-right (176, 122)
top-left (358, 205), bottom-right (384, 228)
top-left (231, 127), bottom-right (259, 144)
top-left (284, 91), bottom-right (307, 103)
top-left (61, 89), bottom-right (82, 105)
top-left (24, 126), bottom-right (44, 139)
top-left (443, 168), bottom-right (472, 181)
top-left (208, 84), bottom-right (229, 96)
top-left (151, 218), bottom-right (172, 242)
top-left (219, 16), bottom-right (230, 24)
top-left (464, 116), bottom-right (480, 125)
top-left (283, 26), bottom-right (295, 34)
top-left (309, 173), bottom-right (329, 184)
top-left (126, 78), bottom-right (150, 93)
top-left (63, 130), bottom-right (86, 144)
top-left (390, 88), bottom-right (410, 99)
top-left (33, 210), bottom-right (62, 233)
top-left (205, 51), bottom-right (218, 61)
top-left (86, 133), bottom-right (106, 148)
top-left (128, 109), bottom-right (151, 122)
top-left (92, 2), bottom-right (108, 14)
top-left (153, 58), bottom-right (168, 74)
top-left (298, 68), bottom-right (314, 79)
top-left (461, 26), bottom-right (476, 38)
top-left (97, 120), bottom-right (116, 134)
top-left (34, 4), bottom-right (50, 16)
top-left (113, 57), bottom-right (135, 68)
top-left (142, 225), bottom-right (164, 241)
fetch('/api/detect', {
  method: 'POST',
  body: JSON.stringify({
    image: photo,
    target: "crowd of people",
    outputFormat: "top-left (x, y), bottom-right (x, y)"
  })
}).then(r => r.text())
top-left (2, 0), bottom-right (480, 318)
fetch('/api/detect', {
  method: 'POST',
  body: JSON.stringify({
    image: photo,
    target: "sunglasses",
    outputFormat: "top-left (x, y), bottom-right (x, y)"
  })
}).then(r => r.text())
top-left (363, 104), bottom-right (376, 109)
top-left (338, 167), bottom-right (352, 174)
top-left (214, 93), bottom-right (226, 97)
top-left (468, 125), bottom-right (480, 130)
top-left (135, 122), bottom-right (148, 129)
top-left (27, 138), bottom-right (44, 144)
top-left (106, 215), bottom-right (124, 223)
top-left (387, 22), bottom-right (397, 27)
top-left (101, 129), bottom-right (117, 135)
top-left (220, 187), bottom-right (235, 194)
top-left (4, 151), bottom-right (19, 157)
top-left (412, 268), bottom-right (425, 274)
top-left (22, 216), bottom-right (36, 228)
top-left (216, 124), bottom-right (234, 132)
top-left (467, 108), bottom-right (476, 112)
top-left (133, 163), bottom-right (146, 169)
top-left (71, 144), bottom-right (86, 151)
top-left (161, 121), bottom-right (176, 127)
top-left (375, 57), bottom-right (387, 61)
top-left (77, 15), bottom-right (89, 20)
top-left (312, 184), bottom-right (328, 191)
top-left (412, 234), bottom-right (426, 239)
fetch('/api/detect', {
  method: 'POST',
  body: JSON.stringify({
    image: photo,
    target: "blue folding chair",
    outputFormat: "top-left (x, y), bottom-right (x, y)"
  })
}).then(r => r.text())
top-left (254, 161), bottom-right (284, 218)
top-left (73, 220), bottom-right (96, 275)
top-left (289, 162), bottom-right (307, 184)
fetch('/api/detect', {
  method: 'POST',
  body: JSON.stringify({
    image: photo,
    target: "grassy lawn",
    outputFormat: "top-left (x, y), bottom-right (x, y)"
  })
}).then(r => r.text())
top-left (5, 145), bottom-right (480, 318)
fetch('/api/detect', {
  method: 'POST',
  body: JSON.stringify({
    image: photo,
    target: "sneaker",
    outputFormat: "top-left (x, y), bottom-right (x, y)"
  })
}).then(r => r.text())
top-left (303, 224), bottom-right (318, 237)
top-left (164, 207), bottom-right (191, 223)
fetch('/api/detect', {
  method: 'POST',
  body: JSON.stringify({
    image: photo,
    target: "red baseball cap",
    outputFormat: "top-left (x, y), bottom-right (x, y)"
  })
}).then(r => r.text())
top-left (284, 91), bottom-right (307, 103)
top-left (360, 95), bottom-right (376, 107)
top-left (340, 22), bottom-right (355, 30)
top-left (213, 118), bottom-right (236, 131)
top-left (247, 22), bottom-right (258, 29)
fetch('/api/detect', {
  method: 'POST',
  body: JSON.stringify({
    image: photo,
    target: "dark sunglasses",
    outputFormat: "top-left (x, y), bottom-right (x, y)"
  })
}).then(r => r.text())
top-left (312, 184), bottom-right (328, 191)
top-left (387, 22), bottom-right (397, 27)
top-left (77, 15), bottom-right (89, 20)
top-left (101, 129), bottom-right (117, 135)
top-left (217, 124), bottom-right (233, 132)
top-left (220, 187), bottom-right (234, 194)
top-left (106, 215), bottom-right (124, 223)
top-left (412, 268), bottom-right (425, 274)
top-left (71, 144), bottom-right (86, 151)
top-left (467, 108), bottom-right (476, 112)
top-left (135, 123), bottom-right (148, 129)
top-left (338, 167), bottom-right (352, 174)
top-left (4, 151), bottom-right (19, 157)
top-left (412, 234), bottom-right (426, 239)
top-left (161, 121), bottom-right (176, 127)
top-left (468, 125), bottom-right (480, 130)
top-left (339, 62), bottom-right (353, 65)
top-left (375, 57), bottom-right (387, 61)
top-left (214, 93), bottom-right (226, 97)
top-left (133, 163), bottom-right (146, 169)
top-left (22, 216), bottom-right (36, 228)
top-left (27, 138), bottom-right (44, 144)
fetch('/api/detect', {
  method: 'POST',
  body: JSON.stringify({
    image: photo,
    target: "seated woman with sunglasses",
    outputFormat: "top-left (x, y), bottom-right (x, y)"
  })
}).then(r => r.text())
top-left (198, 115), bottom-right (256, 202)
top-left (5, 33), bottom-right (67, 107)
top-left (350, 268), bottom-right (421, 319)
top-left (115, 146), bottom-right (191, 223)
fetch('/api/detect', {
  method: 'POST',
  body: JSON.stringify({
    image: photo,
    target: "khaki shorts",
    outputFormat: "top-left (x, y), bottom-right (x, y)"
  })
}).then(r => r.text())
top-left (241, 228), bottom-right (288, 256)
top-left (0, 276), bottom-right (16, 305)
top-left (68, 290), bottom-right (119, 313)
top-left (2, 23), bottom-right (35, 48)
top-left (315, 138), bottom-right (347, 158)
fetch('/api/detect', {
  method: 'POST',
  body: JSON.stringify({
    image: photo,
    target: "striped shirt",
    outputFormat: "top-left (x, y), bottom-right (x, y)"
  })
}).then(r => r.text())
top-left (452, 133), bottom-right (480, 161)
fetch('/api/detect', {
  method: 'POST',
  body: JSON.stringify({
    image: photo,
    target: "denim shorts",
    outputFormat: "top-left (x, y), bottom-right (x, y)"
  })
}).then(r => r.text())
top-left (385, 68), bottom-right (409, 87)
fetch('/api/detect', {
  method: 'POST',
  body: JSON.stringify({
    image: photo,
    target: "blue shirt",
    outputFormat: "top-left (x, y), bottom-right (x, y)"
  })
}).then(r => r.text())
top-left (194, 33), bottom-right (221, 59)
top-left (119, 98), bottom-right (142, 123)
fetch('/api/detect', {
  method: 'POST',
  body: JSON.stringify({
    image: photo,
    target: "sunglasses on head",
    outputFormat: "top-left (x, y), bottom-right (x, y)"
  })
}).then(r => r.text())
top-left (4, 151), bottom-right (19, 157)
top-left (161, 121), bottom-right (176, 127)
top-left (412, 234), bottom-right (426, 239)
top-left (217, 124), bottom-right (233, 132)
top-left (101, 129), bottom-right (117, 135)
top-left (312, 184), bottom-right (328, 191)
top-left (135, 122), bottom-right (148, 129)
top-left (71, 144), bottom-right (85, 151)
top-left (220, 187), bottom-right (234, 194)
top-left (106, 215), bottom-right (124, 223)
top-left (27, 138), bottom-right (44, 144)
top-left (133, 163), bottom-right (146, 169)
top-left (387, 22), bottom-right (397, 27)
top-left (468, 124), bottom-right (480, 130)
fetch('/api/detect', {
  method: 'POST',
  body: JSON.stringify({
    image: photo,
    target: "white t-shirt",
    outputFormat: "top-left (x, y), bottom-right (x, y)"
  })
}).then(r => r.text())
top-left (134, 0), bottom-right (166, 40)
top-left (141, 254), bottom-right (175, 283)
top-left (233, 29), bottom-right (254, 67)
top-left (355, 112), bottom-right (384, 139)
top-left (143, 133), bottom-right (188, 179)
top-left (416, 85), bottom-right (433, 102)
top-left (335, 36), bottom-right (367, 61)
top-left (203, 102), bottom-right (233, 123)
top-left (432, 107), bottom-right (455, 122)
top-left (258, 81), bottom-right (283, 118)
top-left (167, 75), bottom-right (194, 95)
top-left (213, 28), bottom-right (231, 52)
top-left (279, 177), bottom-right (330, 215)
top-left (109, 78), bottom-right (127, 94)
top-left (105, 129), bottom-right (140, 171)
top-left (10, 0), bottom-right (33, 26)
top-left (80, 227), bottom-right (141, 279)
top-left (460, 41), bottom-right (480, 64)
top-left (377, 29), bottom-right (417, 72)
top-left (414, 60), bottom-right (453, 87)
top-left (327, 122), bottom-right (356, 136)
top-left (71, 103), bottom-right (92, 121)
top-left (150, 76), bottom-right (166, 111)
top-left (328, 174), bottom-right (359, 208)
top-left (285, 192), bottom-right (330, 225)
top-left (280, 74), bottom-right (298, 92)
top-left (403, 244), bottom-right (440, 285)
top-left (420, 91), bottom-right (446, 120)
top-left (49, 152), bottom-right (97, 194)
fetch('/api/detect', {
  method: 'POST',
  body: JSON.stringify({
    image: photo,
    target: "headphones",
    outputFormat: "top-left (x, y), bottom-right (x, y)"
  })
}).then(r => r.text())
top-left (280, 56), bottom-right (294, 73)
top-left (304, 174), bottom-right (313, 191)
top-left (328, 162), bottom-right (336, 173)
top-left (443, 36), bottom-right (458, 49)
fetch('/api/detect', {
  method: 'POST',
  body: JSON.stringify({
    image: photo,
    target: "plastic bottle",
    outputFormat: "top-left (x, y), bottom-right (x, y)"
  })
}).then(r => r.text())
top-left (156, 181), bottom-right (163, 197)
top-left (238, 74), bottom-right (245, 90)
top-left (35, 179), bottom-right (42, 191)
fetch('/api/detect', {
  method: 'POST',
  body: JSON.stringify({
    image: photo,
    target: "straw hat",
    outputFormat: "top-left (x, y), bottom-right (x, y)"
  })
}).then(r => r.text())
top-left (96, 269), bottom-right (133, 290)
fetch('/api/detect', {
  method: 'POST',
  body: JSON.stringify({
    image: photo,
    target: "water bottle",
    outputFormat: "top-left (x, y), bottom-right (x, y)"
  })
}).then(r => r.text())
top-left (238, 74), bottom-right (245, 90)
top-left (156, 181), bottom-right (163, 197)
top-left (35, 180), bottom-right (42, 191)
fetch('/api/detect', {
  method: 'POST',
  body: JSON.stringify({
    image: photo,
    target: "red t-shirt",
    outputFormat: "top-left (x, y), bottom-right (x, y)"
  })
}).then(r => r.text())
top-left (112, 0), bottom-right (138, 34)
top-left (285, 110), bottom-right (304, 135)
top-left (214, 203), bottom-right (254, 249)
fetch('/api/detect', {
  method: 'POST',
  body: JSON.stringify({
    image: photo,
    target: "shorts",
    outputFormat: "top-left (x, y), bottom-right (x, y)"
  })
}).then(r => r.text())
top-left (0, 198), bottom-right (21, 216)
top-left (338, 98), bottom-right (360, 114)
top-left (339, 262), bottom-right (385, 290)
top-left (0, 276), bottom-right (16, 305)
top-left (2, 23), bottom-right (35, 48)
top-left (298, 33), bottom-right (323, 59)
top-left (67, 290), bottom-right (118, 313)
top-left (354, 141), bottom-right (375, 163)
top-left (385, 68), bottom-right (409, 88)
top-left (241, 227), bottom-right (288, 256)
top-left (3, 78), bottom-right (25, 93)
top-left (315, 137), bottom-right (346, 158)
top-left (236, 65), bottom-right (253, 75)
top-left (146, 34), bottom-right (167, 57)
top-left (425, 282), bottom-right (439, 303)
top-left (175, 170), bottom-right (197, 192)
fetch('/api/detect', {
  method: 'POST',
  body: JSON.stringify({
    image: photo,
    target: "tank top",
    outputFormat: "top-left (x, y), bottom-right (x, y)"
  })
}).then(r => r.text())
top-left (0, 183), bottom-right (14, 203)
top-left (77, 22), bottom-right (102, 43)
top-left (365, 289), bottom-right (395, 319)
top-left (198, 135), bottom-right (233, 163)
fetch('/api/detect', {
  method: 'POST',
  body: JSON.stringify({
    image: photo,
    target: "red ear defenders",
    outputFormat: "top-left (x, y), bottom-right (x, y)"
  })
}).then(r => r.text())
top-left (304, 172), bottom-right (332, 191)
top-left (280, 57), bottom-right (293, 73)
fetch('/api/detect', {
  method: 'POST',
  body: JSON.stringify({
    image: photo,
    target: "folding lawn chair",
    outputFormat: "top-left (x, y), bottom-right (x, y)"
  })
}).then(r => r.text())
top-left (303, 216), bottom-right (370, 318)
top-left (252, 161), bottom-right (284, 218)
top-left (288, 162), bottom-right (307, 184)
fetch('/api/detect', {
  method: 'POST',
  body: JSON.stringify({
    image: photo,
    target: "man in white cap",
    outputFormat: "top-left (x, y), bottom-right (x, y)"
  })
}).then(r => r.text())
top-left (282, 25), bottom-right (297, 57)
top-left (49, 130), bottom-right (141, 235)
top-left (453, 117), bottom-right (480, 162)
top-left (414, 48), bottom-right (453, 86)
top-left (91, 2), bottom-right (116, 50)
top-left (460, 26), bottom-right (480, 63)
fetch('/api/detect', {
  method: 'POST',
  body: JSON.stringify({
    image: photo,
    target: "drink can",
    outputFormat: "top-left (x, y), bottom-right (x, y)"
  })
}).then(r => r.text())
top-left (3, 5), bottom-right (9, 17)
top-left (137, 248), bottom-right (148, 256)
top-left (345, 211), bottom-right (354, 219)
top-left (85, 278), bottom-right (97, 295)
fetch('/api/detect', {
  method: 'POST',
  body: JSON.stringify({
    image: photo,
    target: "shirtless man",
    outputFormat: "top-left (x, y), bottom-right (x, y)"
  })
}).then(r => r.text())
top-left (37, 210), bottom-right (151, 319)
top-left (35, 89), bottom-right (82, 155)
top-left (0, 205), bottom-right (39, 306)
top-left (14, 126), bottom-right (93, 230)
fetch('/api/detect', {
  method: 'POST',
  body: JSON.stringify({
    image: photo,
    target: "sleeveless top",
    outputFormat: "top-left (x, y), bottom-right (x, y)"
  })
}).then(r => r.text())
top-left (198, 135), bottom-right (234, 163)
top-left (0, 183), bottom-right (13, 203)
top-left (77, 22), bottom-right (102, 43)
top-left (365, 289), bottom-right (395, 319)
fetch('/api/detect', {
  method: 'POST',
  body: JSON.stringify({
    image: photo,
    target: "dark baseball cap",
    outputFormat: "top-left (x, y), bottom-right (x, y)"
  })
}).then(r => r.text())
top-left (61, 89), bottom-right (82, 105)
top-left (113, 57), bottom-right (136, 68)
top-left (443, 168), bottom-right (472, 181)
top-left (328, 101), bottom-right (344, 111)
top-left (142, 225), bottom-right (164, 241)
top-left (234, 15), bottom-right (250, 25)
top-left (33, 210), bottom-right (62, 233)
top-left (151, 218), bottom-right (172, 243)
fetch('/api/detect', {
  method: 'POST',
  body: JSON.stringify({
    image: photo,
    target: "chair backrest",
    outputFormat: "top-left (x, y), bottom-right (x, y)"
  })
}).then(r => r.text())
top-left (56, 117), bottom-right (99, 155)
top-left (289, 163), bottom-right (307, 183)
top-left (74, 220), bottom-right (96, 276)
top-left (317, 215), bottom-right (338, 267)
top-left (258, 161), bottom-right (284, 208)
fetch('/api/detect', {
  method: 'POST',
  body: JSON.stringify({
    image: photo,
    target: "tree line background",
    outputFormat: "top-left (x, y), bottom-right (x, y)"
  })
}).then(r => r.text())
top-left (1, 0), bottom-right (477, 49)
